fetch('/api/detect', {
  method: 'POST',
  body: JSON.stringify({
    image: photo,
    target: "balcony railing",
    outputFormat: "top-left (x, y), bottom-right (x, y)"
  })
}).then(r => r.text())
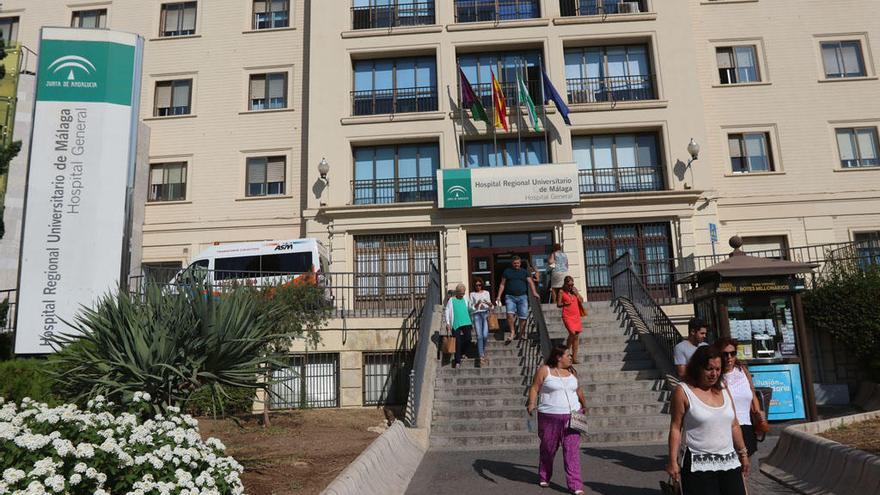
top-left (559, 0), bottom-right (647, 16)
top-left (454, 0), bottom-right (541, 23)
top-left (352, 177), bottom-right (437, 205)
top-left (466, 79), bottom-right (541, 111)
top-left (352, 86), bottom-right (438, 116)
top-left (566, 74), bottom-right (656, 104)
top-left (578, 167), bottom-right (664, 194)
top-left (352, 2), bottom-right (436, 30)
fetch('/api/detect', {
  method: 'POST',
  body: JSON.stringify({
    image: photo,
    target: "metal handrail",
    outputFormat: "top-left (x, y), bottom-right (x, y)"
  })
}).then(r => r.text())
top-left (559, 0), bottom-right (647, 16)
top-left (566, 74), bottom-right (656, 104)
top-left (351, 86), bottom-right (438, 116)
top-left (351, 2), bottom-right (436, 30)
top-left (578, 166), bottom-right (664, 194)
top-left (611, 252), bottom-right (681, 361)
top-left (520, 293), bottom-right (553, 402)
top-left (454, 0), bottom-right (541, 22)
top-left (352, 176), bottom-right (437, 205)
top-left (404, 262), bottom-right (441, 427)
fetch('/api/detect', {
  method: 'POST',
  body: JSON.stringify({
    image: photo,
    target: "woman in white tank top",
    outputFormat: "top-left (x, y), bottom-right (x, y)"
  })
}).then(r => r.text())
top-left (718, 338), bottom-right (763, 457)
top-left (667, 346), bottom-right (750, 495)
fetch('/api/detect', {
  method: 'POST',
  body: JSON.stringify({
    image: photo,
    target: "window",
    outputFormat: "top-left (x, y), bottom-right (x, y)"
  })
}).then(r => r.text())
top-left (160, 2), bottom-right (197, 37)
top-left (559, 0), bottom-right (646, 16)
top-left (253, 0), bottom-right (289, 29)
top-left (582, 223), bottom-right (673, 301)
top-left (459, 50), bottom-right (541, 109)
top-left (249, 73), bottom-right (287, 110)
top-left (363, 351), bottom-right (412, 406)
top-left (716, 46), bottom-right (760, 84)
top-left (246, 156), bottom-right (285, 196)
top-left (564, 45), bottom-right (654, 103)
top-left (572, 133), bottom-right (663, 193)
top-left (854, 232), bottom-right (880, 268)
top-left (0, 17), bottom-right (19, 44)
top-left (351, 0), bottom-right (436, 30)
top-left (464, 137), bottom-right (548, 167)
top-left (153, 79), bottom-right (192, 116)
top-left (821, 41), bottom-right (866, 78)
top-left (728, 133), bottom-right (773, 173)
top-left (836, 127), bottom-right (879, 168)
top-left (149, 162), bottom-right (187, 202)
top-left (142, 261), bottom-right (183, 285)
top-left (354, 143), bottom-right (439, 204)
top-left (213, 252), bottom-right (313, 280)
top-left (352, 56), bottom-right (437, 115)
top-left (270, 353), bottom-right (339, 409)
top-left (741, 235), bottom-right (788, 259)
top-left (454, 0), bottom-right (540, 22)
top-left (354, 233), bottom-right (440, 312)
top-left (71, 9), bottom-right (108, 28)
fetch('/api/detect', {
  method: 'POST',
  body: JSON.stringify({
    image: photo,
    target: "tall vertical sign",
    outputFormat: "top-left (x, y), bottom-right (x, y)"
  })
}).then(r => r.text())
top-left (14, 28), bottom-right (143, 354)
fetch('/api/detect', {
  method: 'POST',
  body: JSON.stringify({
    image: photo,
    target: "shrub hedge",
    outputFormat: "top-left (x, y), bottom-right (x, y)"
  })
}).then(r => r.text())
top-left (0, 358), bottom-right (59, 405)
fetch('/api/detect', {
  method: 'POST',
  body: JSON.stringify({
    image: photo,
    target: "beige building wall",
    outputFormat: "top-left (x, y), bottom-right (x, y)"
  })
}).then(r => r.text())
top-left (4, 0), bottom-right (306, 271)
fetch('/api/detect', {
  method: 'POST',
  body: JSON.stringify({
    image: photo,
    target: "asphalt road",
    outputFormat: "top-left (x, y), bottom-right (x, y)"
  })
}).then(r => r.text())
top-left (406, 436), bottom-right (798, 495)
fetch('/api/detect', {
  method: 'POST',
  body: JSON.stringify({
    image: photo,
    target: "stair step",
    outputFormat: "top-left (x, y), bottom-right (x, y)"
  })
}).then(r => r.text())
top-left (429, 428), bottom-right (667, 451)
top-left (430, 413), bottom-right (669, 434)
top-left (433, 391), bottom-right (667, 408)
top-left (435, 376), bottom-right (527, 387)
top-left (578, 351), bottom-right (652, 362)
top-left (432, 405), bottom-right (528, 421)
top-left (575, 368), bottom-right (662, 381)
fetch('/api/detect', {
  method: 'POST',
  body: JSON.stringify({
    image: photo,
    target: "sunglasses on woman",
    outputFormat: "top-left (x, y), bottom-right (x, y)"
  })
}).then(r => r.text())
top-left (721, 351), bottom-right (737, 358)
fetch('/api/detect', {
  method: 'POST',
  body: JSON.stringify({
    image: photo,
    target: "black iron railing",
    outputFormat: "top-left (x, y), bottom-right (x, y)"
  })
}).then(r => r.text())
top-left (454, 0), bottom-right (541, 22)
top-left (351, 2), bottom-right (435, 29)
top-left (467, 79), bottom-right (541, 111)
top-left (611, 252), bottom-right (681, 361)
top-left (578, 167), bottom-right (664, 194)
top-left (352, 177), bottom-right (437, 205)
top-left (351, 86), bottom-right (438, 116)
top-left (404, 262), bottom-right (441, 427)
top-left (559, 0), bottom-right (647, 16)
top-left (270, 352), bottom-right (340, 409)
top-left (521, 293), bottom-right (555, 402)
top-left (566, 74), bottom-right (656, 104)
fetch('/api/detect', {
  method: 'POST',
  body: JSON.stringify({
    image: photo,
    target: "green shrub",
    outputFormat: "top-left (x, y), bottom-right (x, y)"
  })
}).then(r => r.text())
top-left (186, 385), bottom-right (257, 417)
top-left (0, 331), bottom-right (12, 361)
top-left (0, 358), bottom-right (58, 404)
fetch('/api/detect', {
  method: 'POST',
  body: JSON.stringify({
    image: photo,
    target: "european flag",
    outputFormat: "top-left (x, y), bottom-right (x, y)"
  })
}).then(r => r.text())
top-left (541, 67), bottom-right (571, 126)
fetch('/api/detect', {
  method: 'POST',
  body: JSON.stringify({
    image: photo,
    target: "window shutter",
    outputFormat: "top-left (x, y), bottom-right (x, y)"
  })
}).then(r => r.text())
top-left (857, 128), bottom-right (878, 161)
top-left (163, 6), bottom-right (180, 34)
top-left (836, 129), bottom-right (856, 162)
top-left (155, 83), bottom-right (172, 112)
top-left (172, 81), bottom-right (190, 108)
top-left (267, 157), bottom-right (285, 183)
top-left (821, 43), bottom-right (841, 76)
top-left (840, 41), bottom-right (864, 75)
top-left (271, 0), bottom-right (287, 13)
top-left (250, 75), bottom-right (266, 99)
top-left (728, 136), bottom-right (743, 158)
top-left (150, 165), bottom-right (165, 186)
top-left (98, 10), bottom-right (107, 28)
top-left (247, 158), bottom-right (266, 184)
top-left (254, 0), bottom-right (267, 13)
top-left (268, 74), bottom-right (286, 99)
top-left (182, 3), bottom-right (197, 32)
top-left (741, 236), bottom-right (786, 254)
top-left (716, 48), bottom-right (733, 69)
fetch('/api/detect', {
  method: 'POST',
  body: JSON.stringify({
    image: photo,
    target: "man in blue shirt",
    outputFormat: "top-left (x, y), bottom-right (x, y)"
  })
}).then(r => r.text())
top-left (496, 256), bottom-right (539, 344)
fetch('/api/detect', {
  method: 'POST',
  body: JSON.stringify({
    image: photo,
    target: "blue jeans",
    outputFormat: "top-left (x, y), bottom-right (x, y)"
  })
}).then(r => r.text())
top-left (505, 294), bottom-right (529, 320)
top-left (473, 311), bottom-right (489, 357)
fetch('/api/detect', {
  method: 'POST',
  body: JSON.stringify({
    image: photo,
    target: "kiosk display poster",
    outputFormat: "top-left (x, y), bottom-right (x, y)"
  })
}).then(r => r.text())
top-left (750, 364), bottom-right (806, 420)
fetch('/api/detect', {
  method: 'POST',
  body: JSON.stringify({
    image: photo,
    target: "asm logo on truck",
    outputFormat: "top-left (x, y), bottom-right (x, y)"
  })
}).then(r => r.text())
top-left (273, 243), bottom-right (294, 251)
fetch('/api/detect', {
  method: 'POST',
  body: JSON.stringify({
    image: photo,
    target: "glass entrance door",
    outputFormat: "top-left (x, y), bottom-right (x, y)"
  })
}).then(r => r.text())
top-left (467, 231), bottom-right (553, 300)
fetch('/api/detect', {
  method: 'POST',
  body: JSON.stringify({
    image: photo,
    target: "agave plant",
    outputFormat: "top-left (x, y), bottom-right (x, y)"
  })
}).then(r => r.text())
top-left (49, 283), bottom-right (287, 414)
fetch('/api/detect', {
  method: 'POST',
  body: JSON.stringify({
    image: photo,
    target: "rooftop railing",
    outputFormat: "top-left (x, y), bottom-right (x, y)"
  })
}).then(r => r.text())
top-left (351, 2), bottom-right (435, 30)
top-left (454, 0), bottom-right (541, 23)
top-left (559, 0), bottom-right (647, 16)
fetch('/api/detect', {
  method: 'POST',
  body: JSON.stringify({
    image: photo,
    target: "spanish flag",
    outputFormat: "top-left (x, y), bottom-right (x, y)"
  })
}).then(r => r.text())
top-left (491, 69), bottom-right (509, 132)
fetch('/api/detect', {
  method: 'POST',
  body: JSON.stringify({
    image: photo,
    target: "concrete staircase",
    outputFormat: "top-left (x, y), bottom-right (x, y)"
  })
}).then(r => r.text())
top-left (429, 302), bottom-right (670, 451)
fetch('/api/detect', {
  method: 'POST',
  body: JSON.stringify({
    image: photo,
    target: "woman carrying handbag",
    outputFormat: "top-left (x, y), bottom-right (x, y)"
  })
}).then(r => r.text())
top-left (715, 338), bottom-right (769, 457)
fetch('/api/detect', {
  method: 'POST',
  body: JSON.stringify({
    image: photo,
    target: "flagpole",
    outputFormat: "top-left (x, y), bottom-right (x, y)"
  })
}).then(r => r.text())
top-left (516, 59), bottom-right (523, 163)
top-left (539, 56), bottom-right (550, 163)
top-left (456, 67), bottom-right (465, 169)
top-left (491, 69), bottom-right (498, 164)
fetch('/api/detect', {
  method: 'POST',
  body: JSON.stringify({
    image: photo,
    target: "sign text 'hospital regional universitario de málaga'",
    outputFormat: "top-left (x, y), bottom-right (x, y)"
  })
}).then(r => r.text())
top-left (14, 28), bottom-right (143, 354)
top-left (437, 163), bottom-right (580, 209)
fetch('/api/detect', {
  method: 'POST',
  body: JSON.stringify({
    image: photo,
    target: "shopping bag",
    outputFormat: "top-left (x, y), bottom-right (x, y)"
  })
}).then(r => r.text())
top-left (659, 477), bottom-right (681, 495)
top-left (442, 334), bottom-right (456, 354)
top-left (487, 311), bottom-right (500, 331)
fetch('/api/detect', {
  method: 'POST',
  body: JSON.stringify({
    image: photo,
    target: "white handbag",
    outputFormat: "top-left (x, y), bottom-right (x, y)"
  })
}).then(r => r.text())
top-left (558, 368), bottom-right (588, 434)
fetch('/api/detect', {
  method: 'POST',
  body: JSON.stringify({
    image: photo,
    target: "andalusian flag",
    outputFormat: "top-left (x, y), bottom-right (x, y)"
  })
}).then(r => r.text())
top-left (458, 68), bottom-right (489, 125)
top-left (491, 69), bottom-right (509, 132)
top-left (517, 72), bottom-right (540, 132)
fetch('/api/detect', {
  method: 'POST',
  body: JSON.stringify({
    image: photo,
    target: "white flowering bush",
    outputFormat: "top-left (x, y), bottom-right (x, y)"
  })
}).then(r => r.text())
top-left (0, 394), bottom-right (245, 495)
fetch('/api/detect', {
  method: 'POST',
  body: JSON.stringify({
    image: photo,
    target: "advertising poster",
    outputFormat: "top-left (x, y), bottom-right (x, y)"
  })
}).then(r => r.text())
top-left (14, 28), bottom-right (143, 354)
top-left (750, 363), bottom-right (806, 420)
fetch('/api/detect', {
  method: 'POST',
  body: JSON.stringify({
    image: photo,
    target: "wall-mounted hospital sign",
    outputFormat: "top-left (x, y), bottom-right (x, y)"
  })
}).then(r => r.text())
top-left (14, 28), bottom-right (143, 354)
top-left (437, 163), bottom-right (580, 209)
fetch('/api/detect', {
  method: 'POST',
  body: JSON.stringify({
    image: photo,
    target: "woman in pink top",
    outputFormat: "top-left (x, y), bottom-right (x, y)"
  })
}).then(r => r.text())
top-left (557, 276), bottom-right (584, 364)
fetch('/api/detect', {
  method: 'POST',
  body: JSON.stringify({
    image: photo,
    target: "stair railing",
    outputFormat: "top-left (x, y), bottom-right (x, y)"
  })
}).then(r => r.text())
top-left (611, 252), bottom-right (681, 362)
top-left (521, 293), bottom-right (554, 398)
top-left (404, 262), bottom-right (442, 427)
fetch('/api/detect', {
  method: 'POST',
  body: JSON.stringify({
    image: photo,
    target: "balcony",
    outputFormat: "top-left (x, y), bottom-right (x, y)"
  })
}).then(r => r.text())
top-left (578, 166), bottom-right (664, 194)
top-left (454, 0), bottom-right (541, 23)
top-left (351, 2), bottom-right (435, 30)
top-left (467, 79), bottom-right (541, 111)
top-left (567, 74), bottom-right (656, 104)
top-left (351, 86), bottom-right (438, 116)
top-left (352, 177), bottom-right (437, 205)
top-left (559, 0), bottom-right (648, 16)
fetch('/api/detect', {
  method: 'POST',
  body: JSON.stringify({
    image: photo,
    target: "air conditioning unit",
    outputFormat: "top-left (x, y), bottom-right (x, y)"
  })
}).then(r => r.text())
top-left (618, 2), bottom-right (641, 13)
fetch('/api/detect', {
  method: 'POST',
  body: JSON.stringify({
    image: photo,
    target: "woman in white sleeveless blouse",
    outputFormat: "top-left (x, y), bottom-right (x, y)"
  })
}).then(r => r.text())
top-left (667, 346), bottom-right (750, 495)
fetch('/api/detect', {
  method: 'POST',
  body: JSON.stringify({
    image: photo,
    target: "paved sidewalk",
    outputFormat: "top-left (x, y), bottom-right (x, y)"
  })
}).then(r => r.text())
top-left (407, 437), bottom-right (797, 494)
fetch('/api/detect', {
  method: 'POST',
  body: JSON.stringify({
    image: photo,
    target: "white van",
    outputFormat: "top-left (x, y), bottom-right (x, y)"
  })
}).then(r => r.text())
top-left (173, 238), bottom-right (329, 287)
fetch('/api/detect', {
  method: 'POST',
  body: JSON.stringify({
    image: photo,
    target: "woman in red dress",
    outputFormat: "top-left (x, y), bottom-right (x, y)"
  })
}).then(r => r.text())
top-left (557, 276), bottom-right (584, 364)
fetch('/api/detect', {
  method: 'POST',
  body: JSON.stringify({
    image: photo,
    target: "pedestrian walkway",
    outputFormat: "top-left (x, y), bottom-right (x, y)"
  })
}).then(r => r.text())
top-left (406, 436), bottom-right (797, 494)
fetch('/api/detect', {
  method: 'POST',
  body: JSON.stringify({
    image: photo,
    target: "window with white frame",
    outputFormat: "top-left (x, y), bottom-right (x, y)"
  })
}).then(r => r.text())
top-left (153, 79), bottom-right (192, 116)
top-left (160, 2), bottom-right (197, 37)
top-left (0, 17), bottom-right (19, 44)
top-left (821, 41), bottom-right (866, 78)
top-left (253, 0), bottom-right (289, 29)
top-left (246, 156), bottom-right (285, 196)
top-left (716, 46), bottom-right (760, 84)
top-left (728, 132), bottom-right (773, 173)
top-left (148, 162), bottom-right (187, 202)
top-left (836, 127), bottom-right (879, 168)
top-left (249, 73), bottom-right (288, 110)
top-left (71, 9), bottom-right (108, 28)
